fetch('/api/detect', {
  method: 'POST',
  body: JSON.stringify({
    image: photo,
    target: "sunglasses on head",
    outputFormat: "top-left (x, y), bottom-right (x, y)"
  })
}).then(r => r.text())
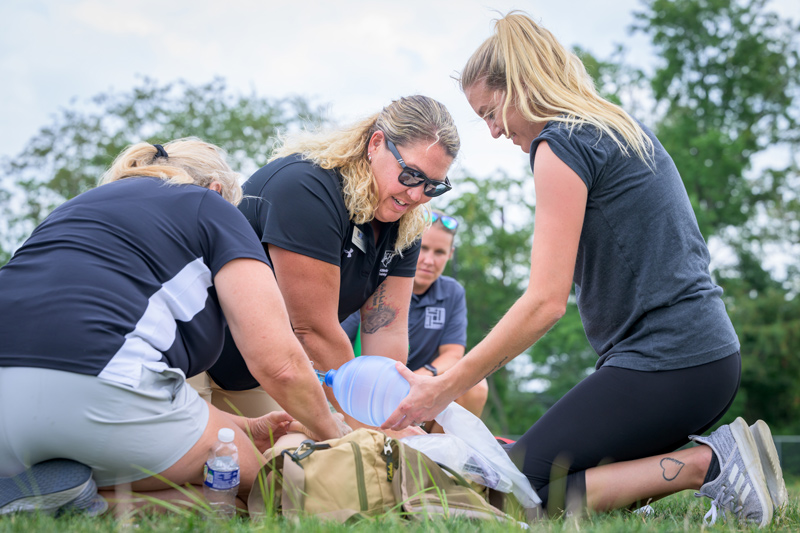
top-left (431, 212), bottom-right (459, 231)
top-left (385, 139), bottom-right (452, 198)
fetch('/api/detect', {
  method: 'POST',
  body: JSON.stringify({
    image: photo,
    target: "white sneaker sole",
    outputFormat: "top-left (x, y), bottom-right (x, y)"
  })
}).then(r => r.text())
top-left (750, 420), bottom-right (788, 514)
top-left (730, 417), bottom-right (773, 528)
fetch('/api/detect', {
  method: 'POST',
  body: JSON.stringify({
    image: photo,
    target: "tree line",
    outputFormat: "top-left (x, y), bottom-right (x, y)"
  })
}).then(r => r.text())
top-left (1, 0), bottom-right (797, 433)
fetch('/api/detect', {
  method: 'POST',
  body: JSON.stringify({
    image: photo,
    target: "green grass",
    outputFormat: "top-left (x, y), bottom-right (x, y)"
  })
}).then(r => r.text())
top-left (2, 478), bottom-right (798, 532)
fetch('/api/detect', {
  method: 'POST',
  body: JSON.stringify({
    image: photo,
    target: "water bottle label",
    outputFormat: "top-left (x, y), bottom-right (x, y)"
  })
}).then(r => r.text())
top-left (204, 464), bottom-right (240, 490)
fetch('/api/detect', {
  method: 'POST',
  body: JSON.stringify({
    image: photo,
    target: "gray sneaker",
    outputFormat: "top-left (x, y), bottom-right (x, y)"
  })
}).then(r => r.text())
top-left (750, 419), bottom-right (788, 514)
top-left (0, 459), bottom-right (106, 516)
top-left (690, 417), bottom-right (773, 528)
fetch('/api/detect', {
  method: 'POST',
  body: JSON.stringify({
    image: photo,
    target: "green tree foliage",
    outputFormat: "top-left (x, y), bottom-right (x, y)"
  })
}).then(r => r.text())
top-left (632, 0), bottom-right (800, 430)
top-left (719, 257), bottom-right (800, 432)
top-left (633, 0), bottom-right (799, 240)
top-left (0, 77), bottom-right (325, 264)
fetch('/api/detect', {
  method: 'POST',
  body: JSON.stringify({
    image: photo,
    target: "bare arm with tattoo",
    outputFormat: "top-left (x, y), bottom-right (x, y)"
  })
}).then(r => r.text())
top-left (359, 276), bottom-right (412, 364)
top-left (268, 245), bottom-right (414, 431)
top-left (361, 284), bottom-right (397, 334)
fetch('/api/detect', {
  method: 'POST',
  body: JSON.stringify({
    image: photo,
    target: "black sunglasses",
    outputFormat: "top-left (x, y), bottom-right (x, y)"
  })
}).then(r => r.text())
top-left (385, 139), bottom-right (452, 198)
top-left (431, 212), bottom-right (459, 231)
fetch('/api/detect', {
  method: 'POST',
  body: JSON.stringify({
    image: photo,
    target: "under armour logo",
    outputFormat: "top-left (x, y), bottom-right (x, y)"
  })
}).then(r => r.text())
top-left (344, 248), bottom-right (354, 258)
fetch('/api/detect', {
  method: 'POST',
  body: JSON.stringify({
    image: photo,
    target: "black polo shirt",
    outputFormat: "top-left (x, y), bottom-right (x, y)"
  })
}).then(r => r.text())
top-left (208, 154), bottom-right (420, 390)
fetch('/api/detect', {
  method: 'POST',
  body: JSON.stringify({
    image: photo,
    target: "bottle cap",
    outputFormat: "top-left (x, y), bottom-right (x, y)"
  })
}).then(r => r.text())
top-left (218, 427), bottom-right (235, 443)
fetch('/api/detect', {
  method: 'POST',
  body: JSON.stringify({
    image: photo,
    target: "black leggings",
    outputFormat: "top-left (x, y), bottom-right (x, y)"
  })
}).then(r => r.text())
top-left (507, 352), bottom-right (741, 512)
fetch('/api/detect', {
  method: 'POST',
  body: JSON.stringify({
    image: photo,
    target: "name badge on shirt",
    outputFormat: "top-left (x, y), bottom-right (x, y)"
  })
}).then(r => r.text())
top-left (351, 227), bottom-right (367, 254)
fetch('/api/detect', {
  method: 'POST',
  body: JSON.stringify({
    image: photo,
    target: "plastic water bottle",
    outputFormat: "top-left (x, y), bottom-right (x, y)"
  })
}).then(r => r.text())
top-left (203, 427), bottom-right (239, 518)
top-left (318, 355), bottom-right (411, 426)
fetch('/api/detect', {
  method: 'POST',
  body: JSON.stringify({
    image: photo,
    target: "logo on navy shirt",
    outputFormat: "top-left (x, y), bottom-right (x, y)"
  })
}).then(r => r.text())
top-left (343, 248), bottom-right (354, 258)
top-left (425, 307), bottom-right (446, 329)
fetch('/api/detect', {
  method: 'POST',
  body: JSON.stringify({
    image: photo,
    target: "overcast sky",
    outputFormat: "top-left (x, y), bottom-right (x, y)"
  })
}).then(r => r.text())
top-left (0, 0), bottom-right (797, 180)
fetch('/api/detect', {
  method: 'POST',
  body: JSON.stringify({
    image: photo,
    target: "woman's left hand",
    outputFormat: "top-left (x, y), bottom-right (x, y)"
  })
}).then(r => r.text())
top-left (247, 411), bottom-right (295, 451)
top-left (381, 363), bottom-right (458, 431)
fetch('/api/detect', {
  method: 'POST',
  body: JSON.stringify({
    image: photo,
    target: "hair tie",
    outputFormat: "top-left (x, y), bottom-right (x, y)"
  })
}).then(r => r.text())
top-left (152, 144), bottom-right (169, 159)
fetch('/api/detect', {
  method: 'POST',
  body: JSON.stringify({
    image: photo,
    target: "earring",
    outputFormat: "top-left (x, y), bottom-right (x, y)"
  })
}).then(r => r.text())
top-left (368, 153), bottom-right (372, 162)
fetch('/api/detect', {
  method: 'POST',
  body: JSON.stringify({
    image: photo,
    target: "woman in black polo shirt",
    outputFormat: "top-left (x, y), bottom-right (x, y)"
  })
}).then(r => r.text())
top-left (198, 95), bottom-right (460, 431)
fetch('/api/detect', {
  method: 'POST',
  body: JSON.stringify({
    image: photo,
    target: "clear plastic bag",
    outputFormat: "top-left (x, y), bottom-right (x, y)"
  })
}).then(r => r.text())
top-left (401, 433), bottom-right (503, 489)
top-left (432, 402), bottom-right (541, 508)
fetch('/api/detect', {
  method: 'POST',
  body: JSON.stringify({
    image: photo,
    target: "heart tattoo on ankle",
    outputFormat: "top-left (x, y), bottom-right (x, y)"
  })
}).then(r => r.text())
top-left (660, 457), bottom-right (685, 481)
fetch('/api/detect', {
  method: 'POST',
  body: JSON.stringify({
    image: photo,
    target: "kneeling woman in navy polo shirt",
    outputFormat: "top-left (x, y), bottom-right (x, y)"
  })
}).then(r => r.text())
top-left (0, 139), bottom-right (347, 514)
top-left (200, 95), bottom-right (460, 431)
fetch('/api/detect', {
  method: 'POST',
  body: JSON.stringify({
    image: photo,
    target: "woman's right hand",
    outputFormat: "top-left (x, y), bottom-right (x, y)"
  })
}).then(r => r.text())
top-left (381, 362), bottom-right (458, 431)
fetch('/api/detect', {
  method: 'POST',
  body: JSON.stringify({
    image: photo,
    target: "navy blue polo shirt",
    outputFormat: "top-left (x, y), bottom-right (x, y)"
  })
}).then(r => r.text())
top-left (341, 275), bottom-right (467, 371)
top-left (208, 154), bottom-right (421, 390)
top-left (0, 177), bottom-right (270, 386)
top-left (406, 275), bottom-right (467, 370)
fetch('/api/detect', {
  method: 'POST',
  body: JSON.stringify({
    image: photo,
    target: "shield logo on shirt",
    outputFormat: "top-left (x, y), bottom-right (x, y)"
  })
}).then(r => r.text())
top-left (381, 250), bottom-right (395, 268)
top-left (425, 307), bottom-right (446, 329)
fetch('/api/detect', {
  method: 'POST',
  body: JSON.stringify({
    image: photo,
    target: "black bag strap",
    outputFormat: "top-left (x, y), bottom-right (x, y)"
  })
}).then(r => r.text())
top-left (280, 439), bottom-right (331, 468)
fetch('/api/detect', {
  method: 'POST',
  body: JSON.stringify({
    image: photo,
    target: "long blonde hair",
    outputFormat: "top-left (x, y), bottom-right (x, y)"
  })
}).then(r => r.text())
top-left (270, 95), bottom-right (460, 253)
top-left (460, 11), bottom-right (653, 163)
top-left (100, 137), bottom-right (243, 205)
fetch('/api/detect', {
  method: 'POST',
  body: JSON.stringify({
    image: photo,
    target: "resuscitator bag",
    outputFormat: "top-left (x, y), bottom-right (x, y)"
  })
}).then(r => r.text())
top-left (401, 402), bottom-right (541, 509)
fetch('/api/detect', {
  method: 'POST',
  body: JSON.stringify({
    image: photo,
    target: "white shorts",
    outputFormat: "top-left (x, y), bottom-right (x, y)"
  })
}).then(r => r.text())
top-left (0, 365), bottom-right (209, 487)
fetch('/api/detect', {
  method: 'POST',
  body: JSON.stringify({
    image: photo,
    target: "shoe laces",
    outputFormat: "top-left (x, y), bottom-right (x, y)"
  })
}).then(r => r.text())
top-left (698, 482), bottom-right (743, 526)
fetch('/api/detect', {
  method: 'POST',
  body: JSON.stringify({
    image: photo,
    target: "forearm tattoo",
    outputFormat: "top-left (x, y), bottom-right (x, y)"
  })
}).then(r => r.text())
top-left (481, 356), bottom-right (509, 382)
top-left (362, 284), bottom-right (399, 334)
top-left (660, 457), bottom-right (685, 481)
